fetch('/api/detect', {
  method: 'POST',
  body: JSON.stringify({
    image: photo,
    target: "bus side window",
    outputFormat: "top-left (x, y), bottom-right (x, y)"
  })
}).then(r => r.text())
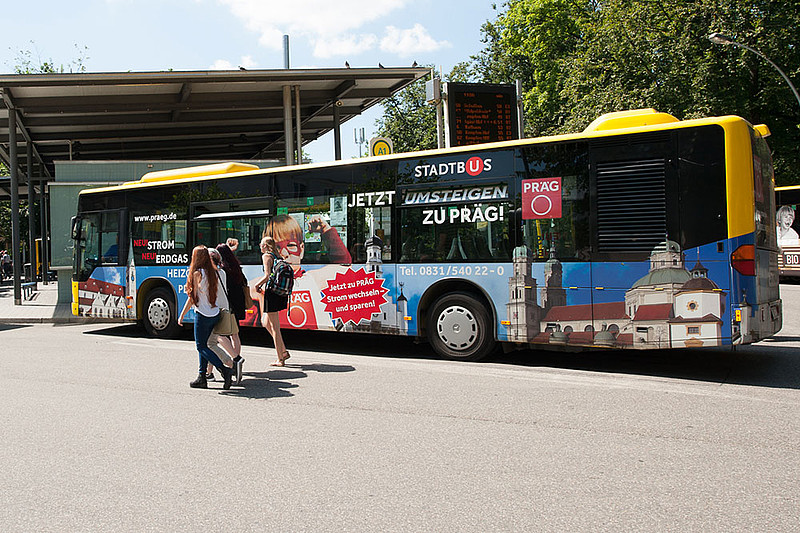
top-left (399, 202), bottom-right (513, 263)
top-left (350, 205), bottom-right (392, 262)
top-left (100, 211), bottom-right (120, 264)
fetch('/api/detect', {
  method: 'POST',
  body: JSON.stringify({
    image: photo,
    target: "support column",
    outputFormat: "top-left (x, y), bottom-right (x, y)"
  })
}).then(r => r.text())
top-left (294, 85), bottom-right (302, 163)
top-left (516, 79), bottom-right (524, 139)
top-left (333, 101), bottom-right (342, 161)
top-left (9, 109), bottom-right (21, 304)
top-left (27, 141), bottom-right (36, 288)
top-left (282, 85), bottom-right (294, 165)
top-left (39, 164), bottom-right (48, 285)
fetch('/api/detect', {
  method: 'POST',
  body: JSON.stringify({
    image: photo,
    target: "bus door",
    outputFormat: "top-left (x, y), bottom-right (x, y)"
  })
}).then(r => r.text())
top-left (73, 209), bottom-right (127, 282)
top-left (71, 209), bottom-right (127, 317)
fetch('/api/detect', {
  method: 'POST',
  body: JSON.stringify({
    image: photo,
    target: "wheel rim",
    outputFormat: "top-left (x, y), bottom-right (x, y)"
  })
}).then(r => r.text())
top-left (436, 304), bottom-right (478, 351)
top-left (147, 297), bottom-right (171, 331)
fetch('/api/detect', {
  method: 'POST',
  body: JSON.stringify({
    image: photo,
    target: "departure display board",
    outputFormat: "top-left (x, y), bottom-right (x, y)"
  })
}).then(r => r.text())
top-left (447, 83), bottom-right (518, 147)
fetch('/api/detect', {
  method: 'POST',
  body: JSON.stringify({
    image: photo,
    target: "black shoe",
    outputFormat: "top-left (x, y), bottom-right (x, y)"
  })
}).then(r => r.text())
top-left (234, 356), bottom-right (245, 385)
top-left (189, 373), bottom-right (208, 389)
top-left (220, 366), bottom-right (233, 390)
top-left (205, 372), bottom-right (216, 381)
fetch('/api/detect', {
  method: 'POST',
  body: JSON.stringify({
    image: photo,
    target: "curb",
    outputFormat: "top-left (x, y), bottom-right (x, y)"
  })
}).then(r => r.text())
top-left (0, 317), bottom-right (134, 325)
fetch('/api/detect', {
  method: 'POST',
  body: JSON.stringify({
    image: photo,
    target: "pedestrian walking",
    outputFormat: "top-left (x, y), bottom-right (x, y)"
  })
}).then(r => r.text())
top-left (203, 247), bottom-right (237, 383)
top-left (216, 242), bottom-right (247, 383)
top-left (1, 250), bottom-right (11, 280)
top-left (254, 236), bottom-right (291, 367)
top-left (177, 245), bottom-right (234, 390)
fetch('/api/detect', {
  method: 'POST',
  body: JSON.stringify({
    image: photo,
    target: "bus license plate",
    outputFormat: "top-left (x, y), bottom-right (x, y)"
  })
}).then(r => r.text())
top-left (784, 253), bottom-right (800, 265)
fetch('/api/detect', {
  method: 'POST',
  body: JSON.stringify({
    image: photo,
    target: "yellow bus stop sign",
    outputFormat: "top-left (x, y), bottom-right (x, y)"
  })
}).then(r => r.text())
top-left (369, 137), bottom-right (393, 157)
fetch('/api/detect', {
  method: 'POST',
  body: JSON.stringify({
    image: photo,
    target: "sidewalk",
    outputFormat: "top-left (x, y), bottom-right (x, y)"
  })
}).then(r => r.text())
top-left (0, 279), bottom-right (84, 324)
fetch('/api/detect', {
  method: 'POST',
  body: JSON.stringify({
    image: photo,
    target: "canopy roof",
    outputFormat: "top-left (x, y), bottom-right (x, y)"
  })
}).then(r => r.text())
top-left (0, 67), bottom-right (429, 185)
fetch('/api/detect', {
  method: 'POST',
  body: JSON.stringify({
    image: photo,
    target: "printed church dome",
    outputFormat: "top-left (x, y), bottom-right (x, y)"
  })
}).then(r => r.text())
top-left (632, 268), bottom-right (691, 288)
top-left (678, 276), bottom-right (720, 292)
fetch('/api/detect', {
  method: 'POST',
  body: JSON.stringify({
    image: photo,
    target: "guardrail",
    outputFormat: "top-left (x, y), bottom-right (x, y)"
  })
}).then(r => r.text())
top-left (22, 282), bottom-right (37, 300)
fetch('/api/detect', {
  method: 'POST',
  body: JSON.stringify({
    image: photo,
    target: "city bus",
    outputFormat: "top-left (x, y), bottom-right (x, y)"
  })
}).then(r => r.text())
top-left (71, 108), bottom-right (782, 361)
top-left (775, 185), bottom-right (800, 278)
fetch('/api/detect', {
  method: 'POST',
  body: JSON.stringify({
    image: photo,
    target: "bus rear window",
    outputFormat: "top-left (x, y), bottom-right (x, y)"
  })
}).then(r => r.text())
top-left (752, 133), bottom-right (777, 250)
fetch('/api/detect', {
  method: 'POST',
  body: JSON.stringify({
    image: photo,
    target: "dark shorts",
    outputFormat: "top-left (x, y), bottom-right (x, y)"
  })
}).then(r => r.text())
top-left (264, 290), bottom-right (289, 312)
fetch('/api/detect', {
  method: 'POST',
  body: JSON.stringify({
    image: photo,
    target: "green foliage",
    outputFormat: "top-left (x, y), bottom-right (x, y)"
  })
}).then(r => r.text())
top-left (472, 0), bottom-right (800, 184)
top-left (11, 41), bottom-right (89, 74)
top-left (0, 201), bottom-right (30, 251)
top-left (377, 1), bottom-right (800, 183)
top-left (374, 65), bottom-right (476, 154)
top-left (375, 69), bottom-right (438, 154)
top-left (1, 44), bottom-right (87, 249)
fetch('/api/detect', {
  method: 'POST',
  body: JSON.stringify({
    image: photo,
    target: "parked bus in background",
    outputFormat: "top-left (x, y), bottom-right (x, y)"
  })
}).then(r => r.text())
top-left (71, 108), bottom-right (781, 361)
top-left (775, 185), bottom-right (800, 279)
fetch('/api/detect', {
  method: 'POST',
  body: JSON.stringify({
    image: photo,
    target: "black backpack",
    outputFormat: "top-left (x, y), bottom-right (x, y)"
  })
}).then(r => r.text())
top-left (266, 253), bottom-right (294, 296)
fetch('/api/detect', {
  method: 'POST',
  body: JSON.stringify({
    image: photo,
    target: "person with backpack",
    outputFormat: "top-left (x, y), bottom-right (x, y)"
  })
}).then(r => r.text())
top-left (254, 236), bottom-right (292, 367)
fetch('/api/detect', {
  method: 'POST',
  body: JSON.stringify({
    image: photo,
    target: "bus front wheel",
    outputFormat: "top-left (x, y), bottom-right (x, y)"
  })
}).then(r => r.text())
top-left (143, 287), bottom-right (182, 338)
top-left (427, 292), bottom-right (495, 362)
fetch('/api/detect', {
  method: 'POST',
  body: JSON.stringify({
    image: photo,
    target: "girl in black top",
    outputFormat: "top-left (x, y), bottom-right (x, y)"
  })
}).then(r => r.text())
top-left (215, 242), bottom-right (248, 384)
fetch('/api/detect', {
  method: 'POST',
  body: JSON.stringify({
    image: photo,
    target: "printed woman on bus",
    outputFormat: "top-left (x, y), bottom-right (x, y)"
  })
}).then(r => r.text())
top-left (263, 214), bottom-right (351, 275)
top-left (777, 205), bottom-right (800, 247)
top-left (177, 245), bottom-right (234, 390)
top-left (260, 214), bottom-right (352, 331)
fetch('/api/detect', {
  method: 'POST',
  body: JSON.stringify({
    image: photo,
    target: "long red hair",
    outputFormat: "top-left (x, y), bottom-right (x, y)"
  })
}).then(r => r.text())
top-left (186, 246), bottom-right (217, 306)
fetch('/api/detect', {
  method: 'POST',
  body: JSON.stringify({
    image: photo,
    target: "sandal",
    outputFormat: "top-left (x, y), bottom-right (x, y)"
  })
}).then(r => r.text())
top-left (269, 351), bottom-right (291, 367)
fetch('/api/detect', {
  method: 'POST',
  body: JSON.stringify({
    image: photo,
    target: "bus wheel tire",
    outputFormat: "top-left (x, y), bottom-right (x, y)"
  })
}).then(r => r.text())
top-left (143, 287), bottom-right (181, 338)
top-left (427, 292), bottom-right (495, 362)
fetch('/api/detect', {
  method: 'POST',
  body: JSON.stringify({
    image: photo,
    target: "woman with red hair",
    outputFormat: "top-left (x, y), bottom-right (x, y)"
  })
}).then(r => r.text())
top-left (178, 245), bottom-right (233, 389)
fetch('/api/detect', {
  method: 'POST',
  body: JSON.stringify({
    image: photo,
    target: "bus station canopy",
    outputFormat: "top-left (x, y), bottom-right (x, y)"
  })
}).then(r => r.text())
top-left (0, 66), bottom-right (429, 196)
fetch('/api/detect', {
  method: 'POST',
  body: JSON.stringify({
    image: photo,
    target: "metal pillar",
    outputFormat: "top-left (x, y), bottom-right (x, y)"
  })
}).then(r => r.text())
top-left (516, 79), bottom-right (525, 139)
top-left (39, 164), bottom-right (48, 285)
top-left (333, 101), bottom-right (342, 160)
top-left (26, 141), bottom-right (36, 288)
top-left (294, 85), bottom-right (302, 163)
top-left (9, 110), bottom-right (21, 304)
top-left (283, 85), bottom-right (294, 165)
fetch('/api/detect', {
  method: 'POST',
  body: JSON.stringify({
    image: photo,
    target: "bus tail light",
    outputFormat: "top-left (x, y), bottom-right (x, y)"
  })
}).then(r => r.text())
top-left (731, 245), bottom-right (755, 276)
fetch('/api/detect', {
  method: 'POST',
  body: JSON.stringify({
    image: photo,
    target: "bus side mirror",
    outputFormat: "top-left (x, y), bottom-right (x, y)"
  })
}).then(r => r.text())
top-left (71, 216), bottom-right (81, 240)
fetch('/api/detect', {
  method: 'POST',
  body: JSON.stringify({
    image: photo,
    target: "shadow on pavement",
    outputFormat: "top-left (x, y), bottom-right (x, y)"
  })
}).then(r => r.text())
top-left (83, 323), bottom-right (800, 391)
top-left (220, 372), bottom-right (300, 399)
top-left (0, 323), bottom-right (31, 332)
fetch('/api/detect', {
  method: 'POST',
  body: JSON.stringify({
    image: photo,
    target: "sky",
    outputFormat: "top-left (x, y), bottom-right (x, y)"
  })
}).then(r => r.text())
top-left (1, 0), bottom-right (500, 163)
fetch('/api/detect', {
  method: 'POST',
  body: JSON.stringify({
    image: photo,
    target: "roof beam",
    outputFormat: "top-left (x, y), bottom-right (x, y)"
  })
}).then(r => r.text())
top-left (171, 82), bottom-right (193, 122)
top-left (0, 89), bottom-right (52, 177)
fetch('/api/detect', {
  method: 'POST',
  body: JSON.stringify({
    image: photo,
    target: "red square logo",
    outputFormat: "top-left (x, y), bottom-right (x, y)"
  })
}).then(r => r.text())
top-left (280, 290), bottom-right (318, 330)
top-left (522, 177), bottom-right (562, 219)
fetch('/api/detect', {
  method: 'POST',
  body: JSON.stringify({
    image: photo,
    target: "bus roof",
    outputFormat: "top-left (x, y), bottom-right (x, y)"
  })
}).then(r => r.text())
top-left (80, 109), bottom-right (763, 196)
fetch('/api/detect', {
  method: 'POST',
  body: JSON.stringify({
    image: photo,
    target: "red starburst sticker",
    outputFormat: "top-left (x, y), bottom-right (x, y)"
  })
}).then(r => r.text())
top-left (320, 268), bottom-right (389, 325)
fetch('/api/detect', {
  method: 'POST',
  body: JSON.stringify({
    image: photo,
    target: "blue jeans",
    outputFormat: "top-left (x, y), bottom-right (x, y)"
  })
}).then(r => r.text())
top-left (194, 312), bottom-right (225, 374)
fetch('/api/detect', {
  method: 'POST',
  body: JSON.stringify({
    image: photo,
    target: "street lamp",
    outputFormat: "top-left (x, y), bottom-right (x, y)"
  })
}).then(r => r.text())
top-left (708, 32), bottom-right (800, 110)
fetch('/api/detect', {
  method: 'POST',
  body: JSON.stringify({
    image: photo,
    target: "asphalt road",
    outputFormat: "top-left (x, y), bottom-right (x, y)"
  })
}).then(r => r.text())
top-left (2, 287), bottom-right (800, 532)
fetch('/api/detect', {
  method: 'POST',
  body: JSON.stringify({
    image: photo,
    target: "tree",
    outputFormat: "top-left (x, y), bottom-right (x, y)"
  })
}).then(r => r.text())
top-left (0, 44), bottom-right (88, 251)
top-left (0, 163), bottom-right (31, 252)
top-left (471, 0), bottom-right (800, 184)
top-left (374, 65), bottom-right (473, 154)
top-left (11, 41), bottom-right (89, 74)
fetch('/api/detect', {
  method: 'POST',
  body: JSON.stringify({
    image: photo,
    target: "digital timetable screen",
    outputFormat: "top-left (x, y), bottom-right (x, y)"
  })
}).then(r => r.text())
top-left (447, 83), bottom-right (519, 147)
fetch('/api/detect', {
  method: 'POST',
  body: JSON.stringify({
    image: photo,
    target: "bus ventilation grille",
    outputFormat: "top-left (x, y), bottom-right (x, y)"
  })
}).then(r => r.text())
top-left (596, 158), bottom-right (667, 252)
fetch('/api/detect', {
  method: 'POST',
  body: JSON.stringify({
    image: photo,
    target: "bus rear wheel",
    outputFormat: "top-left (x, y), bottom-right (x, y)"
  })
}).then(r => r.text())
top-left (427, 292), bottom-right (495, 362)
top-left (143, 287), bottom-right (182, 338)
